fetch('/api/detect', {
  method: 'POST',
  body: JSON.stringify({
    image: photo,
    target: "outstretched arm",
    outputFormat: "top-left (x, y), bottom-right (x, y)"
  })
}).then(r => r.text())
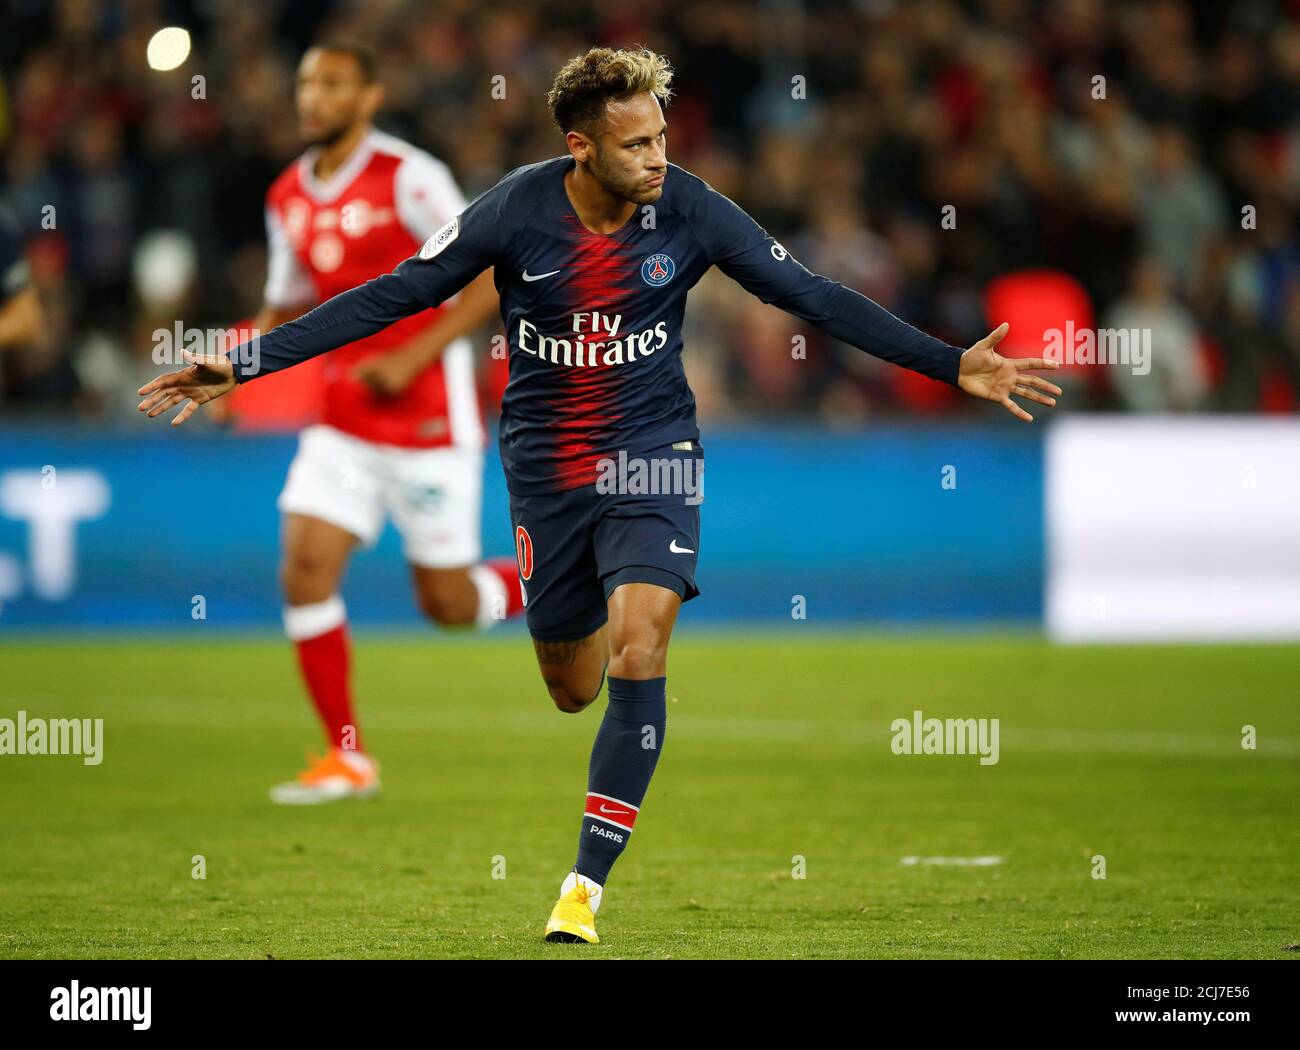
top-left (692, 184), bottom-right (1060, 420)
top-left (136, 259), bottom-right (464, 424)
top-left (138, 166), bottom-right (518, 425)
top-left (352, 268), bottom-right (500, 397)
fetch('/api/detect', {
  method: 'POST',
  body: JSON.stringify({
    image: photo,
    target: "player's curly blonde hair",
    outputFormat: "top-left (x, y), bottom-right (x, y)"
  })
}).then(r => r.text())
top-left (546, 46), bottom-right (674, 134)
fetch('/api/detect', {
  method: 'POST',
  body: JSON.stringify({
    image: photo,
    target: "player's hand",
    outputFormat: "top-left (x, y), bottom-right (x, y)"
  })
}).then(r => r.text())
top-left (957, 322), bottom-right (1062, 422)
top-left (352, 351), bottom-right (426, 398)
top-left (136, 351), bottom-right (236, 426)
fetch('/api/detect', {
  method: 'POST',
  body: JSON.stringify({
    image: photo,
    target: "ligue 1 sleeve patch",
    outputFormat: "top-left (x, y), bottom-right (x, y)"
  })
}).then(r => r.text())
top-left (419, 217), bottom-right (459, 260)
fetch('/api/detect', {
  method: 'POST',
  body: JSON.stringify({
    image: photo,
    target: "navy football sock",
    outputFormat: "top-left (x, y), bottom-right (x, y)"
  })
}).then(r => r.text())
top-left (574, 676), bottom-right (666, 886)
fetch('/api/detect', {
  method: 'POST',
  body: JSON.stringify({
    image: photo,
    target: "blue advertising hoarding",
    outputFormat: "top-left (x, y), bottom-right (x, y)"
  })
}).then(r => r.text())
top-left (0, 425), bottom-right (1043, 630)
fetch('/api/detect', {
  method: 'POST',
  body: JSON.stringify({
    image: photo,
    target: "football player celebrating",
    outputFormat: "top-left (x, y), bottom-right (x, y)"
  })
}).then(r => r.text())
top-left (139, 47), bottom-right (1060, 936)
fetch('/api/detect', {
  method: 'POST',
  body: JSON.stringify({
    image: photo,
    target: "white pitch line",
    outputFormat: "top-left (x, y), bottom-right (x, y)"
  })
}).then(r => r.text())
top-left (900, 856), bottom-right (1005, 867)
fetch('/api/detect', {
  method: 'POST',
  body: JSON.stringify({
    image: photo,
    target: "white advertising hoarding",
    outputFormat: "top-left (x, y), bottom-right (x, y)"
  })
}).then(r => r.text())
top-left (1047, 417), bottom-right (1300, 642)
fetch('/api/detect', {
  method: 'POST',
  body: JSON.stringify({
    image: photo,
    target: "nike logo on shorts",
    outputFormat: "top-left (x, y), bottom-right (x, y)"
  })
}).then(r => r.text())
top-left (669, 539), bottom-right (694, 554)
top-left (522, 269), bottom-right (560, 282)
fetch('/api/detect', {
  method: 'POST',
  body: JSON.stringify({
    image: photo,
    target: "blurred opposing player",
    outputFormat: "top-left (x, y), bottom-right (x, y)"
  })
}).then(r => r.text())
top-left (249, 42), bottom-right (523, 804)
top-left (139, 47), bottom-right (1060, 938)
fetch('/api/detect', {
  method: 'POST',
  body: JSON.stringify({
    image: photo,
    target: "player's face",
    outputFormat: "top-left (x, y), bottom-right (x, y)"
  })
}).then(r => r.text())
top-left (588, 92), bottom-right (668, 205)
top-left (295, 49), bottom-right (379, 148)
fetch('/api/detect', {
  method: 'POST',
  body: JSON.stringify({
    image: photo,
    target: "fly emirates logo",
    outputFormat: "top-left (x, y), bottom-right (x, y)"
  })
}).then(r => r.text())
top-left (517, 311), bottom-right (669, 367)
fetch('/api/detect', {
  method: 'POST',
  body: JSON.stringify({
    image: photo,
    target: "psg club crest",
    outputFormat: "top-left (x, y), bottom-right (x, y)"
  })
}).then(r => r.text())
top-left (641, 253), bottom-right (675, 287)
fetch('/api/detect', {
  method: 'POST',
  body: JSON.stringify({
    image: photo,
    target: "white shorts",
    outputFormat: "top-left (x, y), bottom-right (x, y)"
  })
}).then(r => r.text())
top-left (278, 423), bottom-right (483, 568)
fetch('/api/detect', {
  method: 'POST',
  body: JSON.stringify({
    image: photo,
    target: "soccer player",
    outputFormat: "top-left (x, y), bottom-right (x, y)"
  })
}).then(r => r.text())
top-left (139, 47), bottom-right (1061, 939)
top-left (238, 42), bottom-right (524, 805)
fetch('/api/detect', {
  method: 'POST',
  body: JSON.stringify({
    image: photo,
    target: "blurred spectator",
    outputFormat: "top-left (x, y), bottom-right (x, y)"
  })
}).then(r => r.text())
top-left (1215, 198), bottom-right (1300, 410)
top-left (1134, 124), bottom-right (1225, 297)
top-left (1105, 256), bottom-right (1208, 412)
top-left (0, 201), bottom-right (41, 349)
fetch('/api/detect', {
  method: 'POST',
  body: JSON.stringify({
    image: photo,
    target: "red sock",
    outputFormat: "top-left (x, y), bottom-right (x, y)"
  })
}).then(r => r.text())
top-left (485, 556), bottom-right (526, 619)
top-left (294, 623), bottom-right (362, 752)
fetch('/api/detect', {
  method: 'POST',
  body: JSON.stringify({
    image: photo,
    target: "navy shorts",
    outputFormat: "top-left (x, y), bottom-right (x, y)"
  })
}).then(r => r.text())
top-left (508, 441), bottom-right (704, 641)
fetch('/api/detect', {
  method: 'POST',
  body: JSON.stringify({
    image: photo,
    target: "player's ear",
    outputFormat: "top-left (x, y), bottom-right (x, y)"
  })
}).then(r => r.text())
top-left (565, 129), bottom-right (589, 162)
top-left (364, 82), bottom-right (385, 116)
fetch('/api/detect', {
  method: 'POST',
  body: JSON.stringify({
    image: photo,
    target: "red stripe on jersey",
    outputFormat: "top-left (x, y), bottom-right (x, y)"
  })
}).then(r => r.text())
top-left (548, 216), bottom-right (637, 489)
top-left (585, 792), bottom-right (638, 831)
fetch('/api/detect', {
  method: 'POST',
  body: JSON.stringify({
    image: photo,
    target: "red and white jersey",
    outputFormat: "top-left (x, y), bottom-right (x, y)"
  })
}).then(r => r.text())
top-left (264, 129), bottom-right (482, 449)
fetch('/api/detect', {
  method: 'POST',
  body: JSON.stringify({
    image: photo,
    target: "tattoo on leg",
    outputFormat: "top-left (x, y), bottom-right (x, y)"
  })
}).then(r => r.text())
top-left (534, 634), bottom-right (593, 668)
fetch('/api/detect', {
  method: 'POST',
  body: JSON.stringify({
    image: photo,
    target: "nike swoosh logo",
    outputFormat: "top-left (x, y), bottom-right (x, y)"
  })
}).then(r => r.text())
top-left (669, 540), bottom-right (695, 554)
top-left (598, 805), bottom-right (630, 815)
top-left (522, 269), bottom-right (560, 282)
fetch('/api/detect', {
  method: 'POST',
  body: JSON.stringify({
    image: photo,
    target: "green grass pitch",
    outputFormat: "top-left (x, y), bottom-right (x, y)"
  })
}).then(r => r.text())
top-left (1, 634), bottom-right (1297, 959)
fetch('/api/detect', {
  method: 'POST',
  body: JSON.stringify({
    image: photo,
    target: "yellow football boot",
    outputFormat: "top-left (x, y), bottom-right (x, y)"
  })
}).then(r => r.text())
top-left (544, 873), bottom-right (602, 944)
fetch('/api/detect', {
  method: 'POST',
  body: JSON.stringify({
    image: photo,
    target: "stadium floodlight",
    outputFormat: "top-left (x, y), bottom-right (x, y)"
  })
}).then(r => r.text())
top-left (146, 27), bottom-right (191, 72)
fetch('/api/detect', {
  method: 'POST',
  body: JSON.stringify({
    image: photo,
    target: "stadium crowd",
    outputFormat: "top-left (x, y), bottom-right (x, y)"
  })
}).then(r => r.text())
top-left (1, 0), bottom-right (1297, 425)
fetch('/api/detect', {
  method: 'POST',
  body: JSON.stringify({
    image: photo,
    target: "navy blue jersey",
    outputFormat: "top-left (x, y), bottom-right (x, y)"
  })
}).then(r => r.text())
top-left (233, 156), bottom-right (966, 493)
